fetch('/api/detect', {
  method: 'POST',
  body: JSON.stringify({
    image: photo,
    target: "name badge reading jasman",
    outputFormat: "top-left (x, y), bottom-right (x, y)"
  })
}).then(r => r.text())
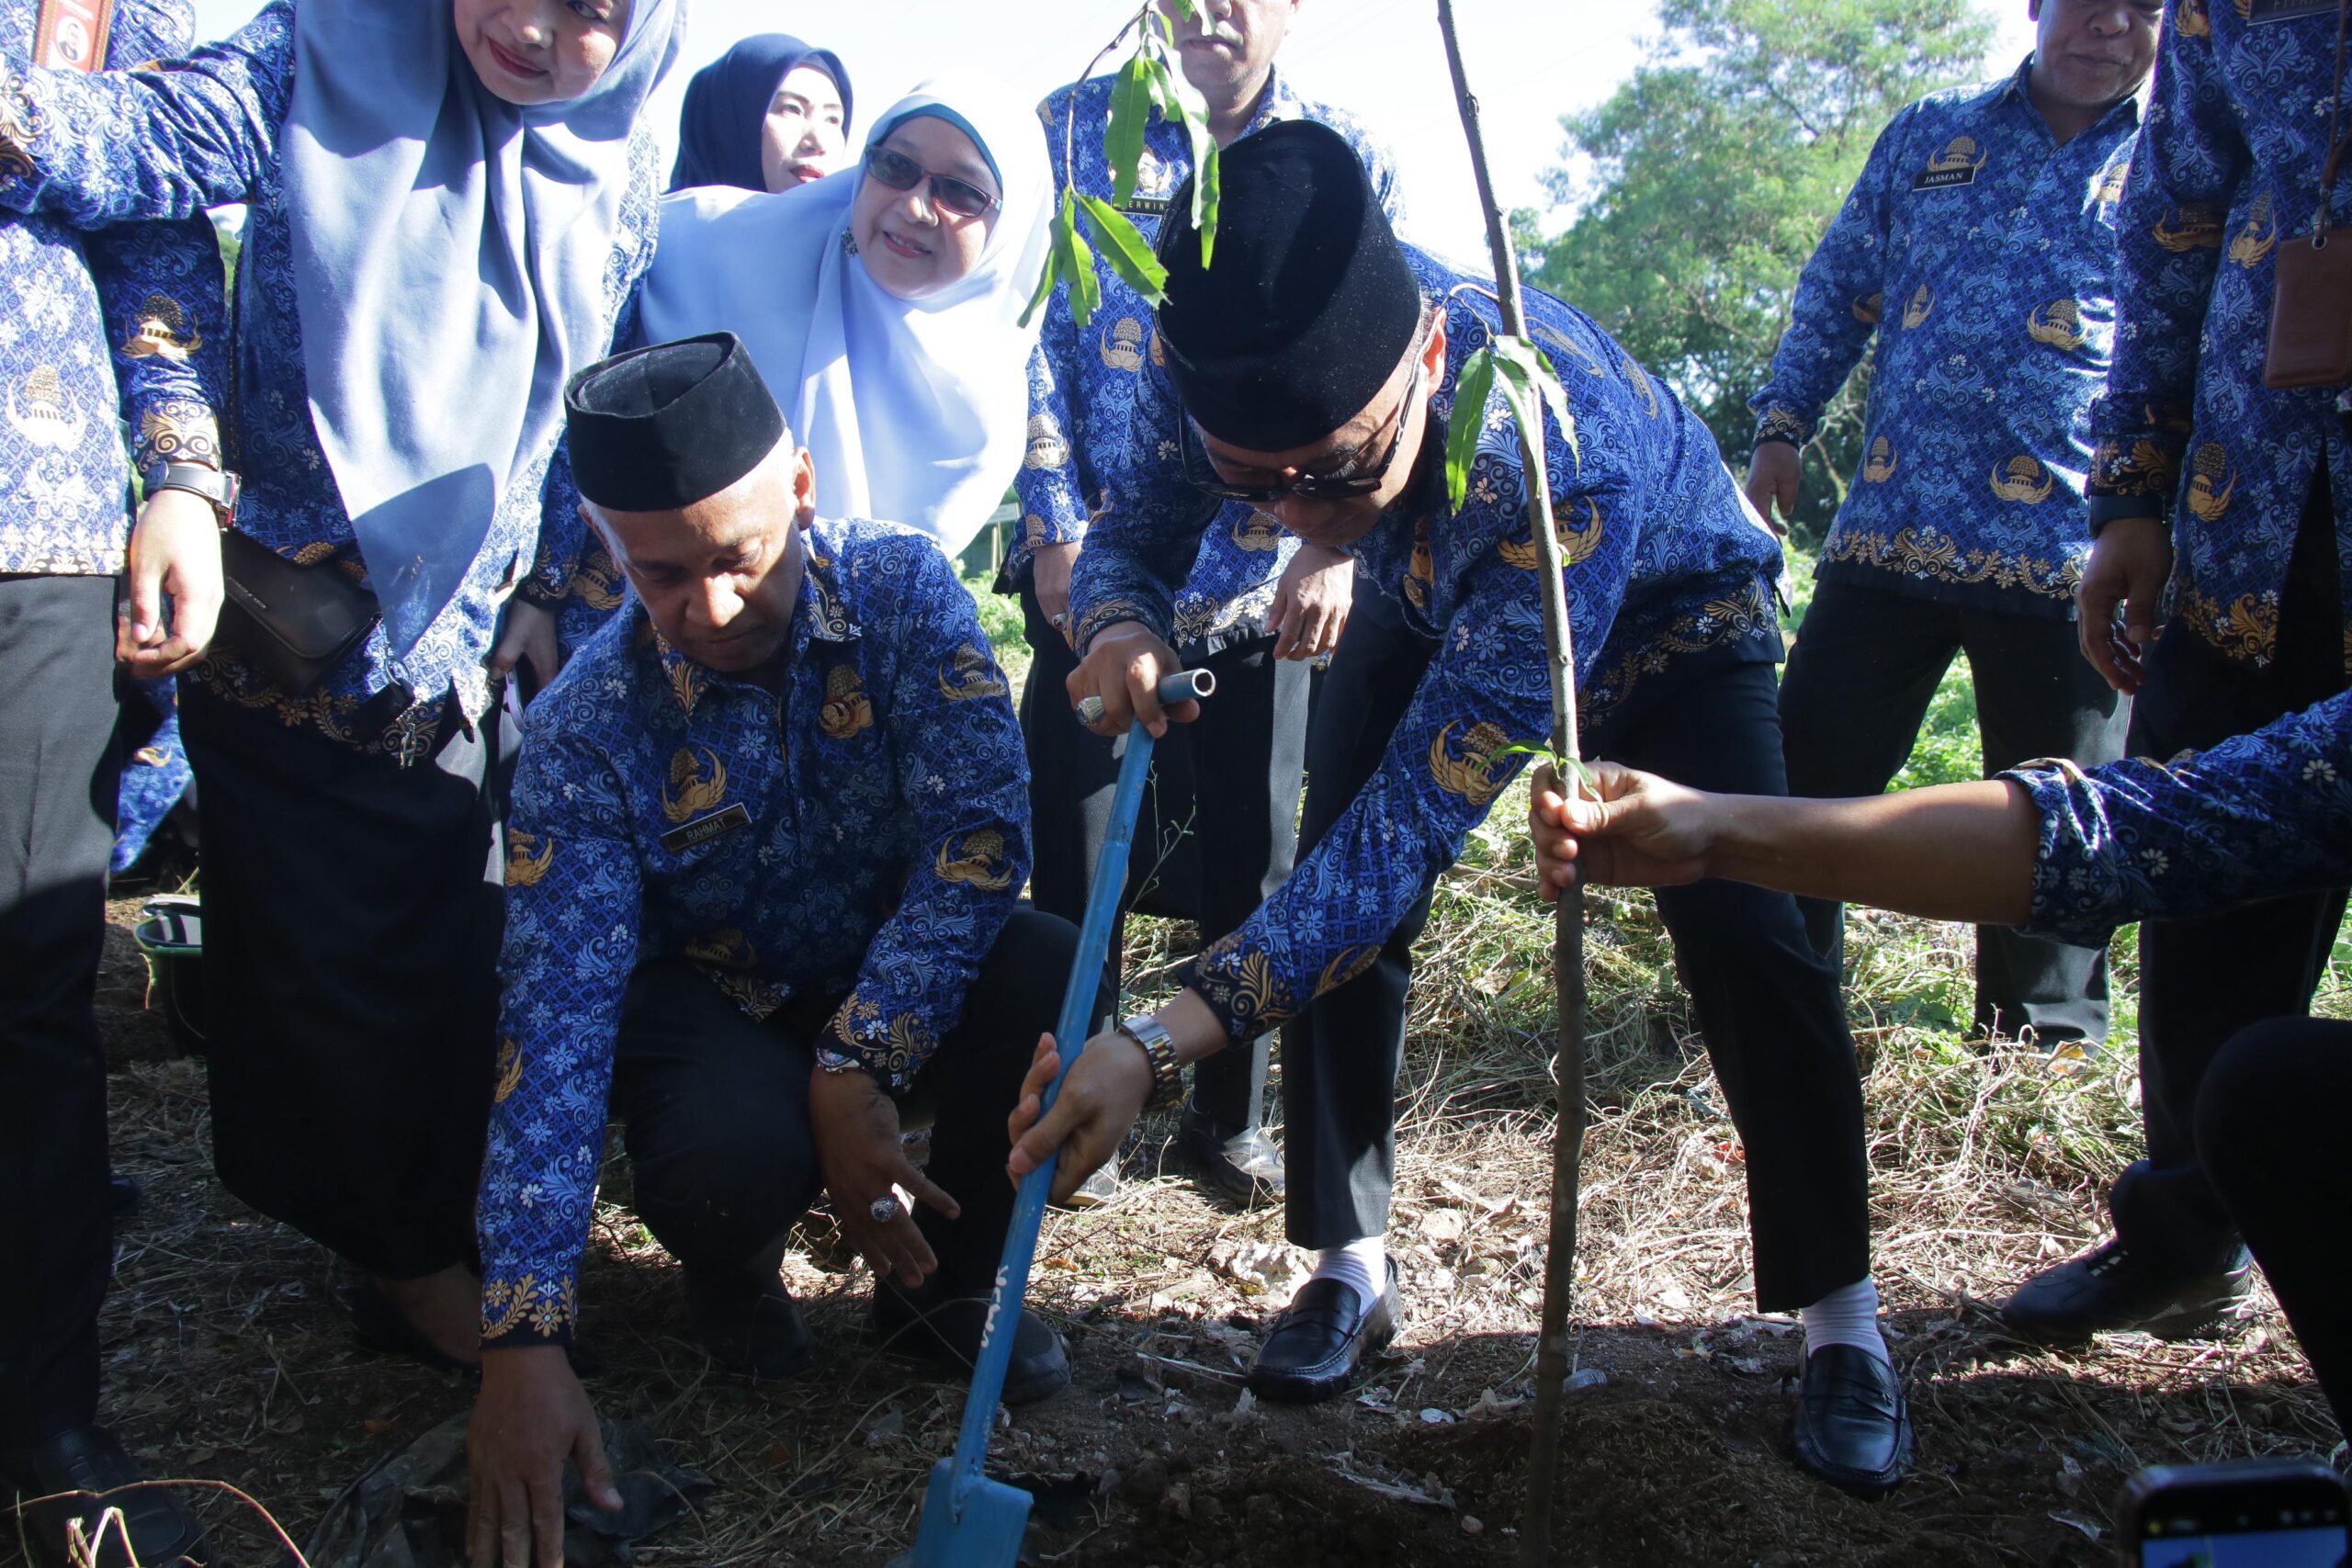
top-left (660, 803), bottom-right (752, 854)
top-left (2247, 0), bottom-right (2337, 22)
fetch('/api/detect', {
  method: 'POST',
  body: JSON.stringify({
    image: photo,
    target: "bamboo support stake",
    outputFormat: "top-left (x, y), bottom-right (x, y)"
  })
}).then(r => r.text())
top-left (1431, 4), bottom-right (1588, 1563)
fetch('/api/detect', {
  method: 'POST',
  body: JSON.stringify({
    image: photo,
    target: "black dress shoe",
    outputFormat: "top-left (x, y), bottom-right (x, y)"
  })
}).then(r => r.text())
top-left (1246, 1259), bottom-right (1399, 1404)
top-left (685, 1272), bottom-right (820, 1382)
top-left (872, 1281), bottom-right (1070, 1406)
top-left (2000, 1237), bottom-right (2253, 1346)
top-left (1176, 1105), bottom-right (1285, 1203)
top-left (1792, 1344), bottom-right (1912, 1499)
top-left (4, 1425), bottom-right (211, 1567)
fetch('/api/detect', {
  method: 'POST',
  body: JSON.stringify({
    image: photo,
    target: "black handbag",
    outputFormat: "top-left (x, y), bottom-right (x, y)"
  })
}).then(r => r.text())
top-left (209, 255), bottom-right (380, 694)
top-left (216, 525), bottom-right (379, 694)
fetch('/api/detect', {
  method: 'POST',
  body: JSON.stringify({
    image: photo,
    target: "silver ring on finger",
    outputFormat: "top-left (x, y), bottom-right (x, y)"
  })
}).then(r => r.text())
top-left (1075, 694), bottom-right (1106, 726)
top-left (868, 1195), bottom-right (903, 1224)
top-left (1049, 611), bottom-right (1070, 629)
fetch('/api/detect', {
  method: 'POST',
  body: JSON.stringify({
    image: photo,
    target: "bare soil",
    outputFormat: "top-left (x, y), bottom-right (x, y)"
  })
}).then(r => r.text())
top-left (11, 897), bottom-right (2336, 1568)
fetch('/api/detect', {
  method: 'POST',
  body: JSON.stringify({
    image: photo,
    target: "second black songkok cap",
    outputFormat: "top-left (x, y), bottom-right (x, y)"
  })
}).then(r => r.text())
top-left (564, 332), bottom-right (787, 513)
top-left (1155, 119), bottom-right (1422, 452)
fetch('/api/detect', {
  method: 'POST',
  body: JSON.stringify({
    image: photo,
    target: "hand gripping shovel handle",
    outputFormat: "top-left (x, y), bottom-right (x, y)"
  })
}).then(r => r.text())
top-left (913, 669), bottom-right (1216, 1562)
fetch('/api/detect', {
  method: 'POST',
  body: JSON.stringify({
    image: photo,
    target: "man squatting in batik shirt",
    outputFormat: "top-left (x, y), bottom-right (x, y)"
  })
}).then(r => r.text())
top-left (1747, 0), bottom-right (2157, 1055)
top-left (0, 6), bottom-right (226, 1560)
top-left (468, 335), bottom-right (1091, 1562)
top-left (1009, 122), bottom-right (1911, 1499)
top-left (2002, 0), bottom-right (2352, 1351)
top-left (1015, 0), bottom-right (1404, 1202)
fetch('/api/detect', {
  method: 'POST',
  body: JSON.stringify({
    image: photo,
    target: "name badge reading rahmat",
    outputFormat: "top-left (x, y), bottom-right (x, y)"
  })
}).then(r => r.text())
top-left (661, 803), bottom-right (752, 854)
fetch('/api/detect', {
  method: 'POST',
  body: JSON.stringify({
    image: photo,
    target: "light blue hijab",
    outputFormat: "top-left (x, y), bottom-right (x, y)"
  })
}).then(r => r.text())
top-left (282, 0), bottom-right (684, 666)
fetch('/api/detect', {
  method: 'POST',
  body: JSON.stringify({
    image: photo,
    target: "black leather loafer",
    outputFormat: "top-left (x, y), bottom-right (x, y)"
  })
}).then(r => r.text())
top-left (873, 1283), bottom-right (1070, 1406)
top-left (2000, 1237), bottom-right (2253, 1346)
top-left (4, 1425), bottom-right (211, 1568)
top-left (1177, 1105), bottom-right (1285, 1203)
top-left (1792, 1344), bottom-right (1912, 1498)
top-left (1246, 1259), bottom-right (1399, 1404)
top-left (685, 1272), bottom-right (819, 1382)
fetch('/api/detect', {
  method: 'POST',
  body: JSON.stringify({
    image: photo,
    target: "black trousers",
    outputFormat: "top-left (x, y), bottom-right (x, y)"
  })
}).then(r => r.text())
top-left (1778, 577), bottom-right (2128, 1045)
top-left (1017, 581), bottom-right (1309, 1127)
top-left (0, 575), bottom-right (122, 1452)
top-left (1278, 584), bottom-right (1440, 1249)
top-left (181, 682), bottom-right (506, 1280)
top-left (611, 908), bottom-right (1094, 1299)
top-left (2195, 1017), bottom-right (2352, 1436)
top-left (1283, 612), bottom-right (1871, 1307)
top-left (2109, 473), bottom-right (2348, 1264)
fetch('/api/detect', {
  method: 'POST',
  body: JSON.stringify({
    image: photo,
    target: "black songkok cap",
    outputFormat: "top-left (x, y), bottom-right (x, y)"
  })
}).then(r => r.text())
top-left (1155, 119), bottom-right (1422, 451)
top-left (563, 332), bottom-right (787, 513)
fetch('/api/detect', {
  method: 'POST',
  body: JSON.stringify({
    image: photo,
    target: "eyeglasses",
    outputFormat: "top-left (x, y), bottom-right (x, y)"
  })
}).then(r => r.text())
top-left (862, 144), bottom-right (1001, 220)
top-left (1176, 310), bottom-right (1436, 503)
top-left (1178, 361), bottom-right (1423, 503)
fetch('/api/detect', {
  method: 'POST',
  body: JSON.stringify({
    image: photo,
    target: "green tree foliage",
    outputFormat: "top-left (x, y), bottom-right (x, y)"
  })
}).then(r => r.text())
top-left (1518, 0), bottom-right (1994, 545)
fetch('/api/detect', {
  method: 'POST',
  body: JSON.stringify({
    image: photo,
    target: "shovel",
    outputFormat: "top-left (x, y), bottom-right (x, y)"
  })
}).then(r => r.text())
top-left (906, 667), bottom-right (1216, 1568)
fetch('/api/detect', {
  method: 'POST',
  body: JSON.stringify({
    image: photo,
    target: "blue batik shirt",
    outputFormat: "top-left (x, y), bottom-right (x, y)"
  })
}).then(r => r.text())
top-left (1750, 58), bottom-right (2141, 619)
top-left (1016, 67), bottom-right (1404, 652)
top-left (2086, 0), bottom-right (2352, 671)
top-left (0, 4), bottom-right (660, 759)
top-left (2009, 688), bottom-right (2352, 946)
top-left (478, 520), bottom-right (1029, 1346)
top-left (0, 0), bottom-right (209, 576)
top-left (1070, 249), bottom-right (1786, 1041)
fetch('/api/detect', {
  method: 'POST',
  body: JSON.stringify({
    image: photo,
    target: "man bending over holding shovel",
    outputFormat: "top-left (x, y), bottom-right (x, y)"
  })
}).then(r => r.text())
top-left (466, 333), bottom-right (1090, 1568)
top-left (1011, 121), bottom-right (1911, 1498)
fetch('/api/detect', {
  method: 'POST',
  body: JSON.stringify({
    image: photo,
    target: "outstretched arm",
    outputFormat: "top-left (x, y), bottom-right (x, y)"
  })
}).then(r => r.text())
top-left (1529, 762), bottom-right (2039, 927)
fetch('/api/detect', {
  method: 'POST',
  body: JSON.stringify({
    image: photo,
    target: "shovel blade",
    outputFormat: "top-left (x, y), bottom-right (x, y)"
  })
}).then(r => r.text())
top-left (909, 1458), bottom-right (1033, 1568)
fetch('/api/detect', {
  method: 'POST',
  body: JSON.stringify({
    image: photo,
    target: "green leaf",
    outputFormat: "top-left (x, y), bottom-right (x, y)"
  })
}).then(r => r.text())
top-left (1151, 53), bottom-right (1220, 265)
top-left (1489, 334), bottom-right (1577, 468)
top-left (1487, 347), bottom-right (1544, 494)
top-left (1443, 346), bottom-right (1497, 513)
top-left (1016, 229), bottom-right (1061, 330)
top-left (1075, 192), bottom-right (1169, 305)
top-left (1062, 187), bottom-right (1102, 330)
top-left (1526, 348), bottom-right (1580, 470)
top-left (1105, 53), bottom-right (1154, 209)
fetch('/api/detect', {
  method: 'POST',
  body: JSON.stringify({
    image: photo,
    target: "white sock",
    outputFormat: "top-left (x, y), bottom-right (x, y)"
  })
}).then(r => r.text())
top-left (1800, 1276), bottom-right (1890, 1365)
top-left (1312, 1236), bottom-right (1387, 1309)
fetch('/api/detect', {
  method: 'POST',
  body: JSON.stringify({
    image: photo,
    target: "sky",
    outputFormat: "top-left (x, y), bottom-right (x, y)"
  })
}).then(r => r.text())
top-left (188, 1), bottom-right (2038, 262)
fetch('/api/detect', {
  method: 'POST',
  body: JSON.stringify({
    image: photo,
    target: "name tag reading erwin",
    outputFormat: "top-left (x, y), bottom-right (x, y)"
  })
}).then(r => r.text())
top-left (661, 803), bottom-right (752, 854)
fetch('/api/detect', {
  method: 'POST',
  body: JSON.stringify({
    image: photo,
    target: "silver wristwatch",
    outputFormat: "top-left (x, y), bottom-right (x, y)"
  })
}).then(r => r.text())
top-left (1114, 1012), bottom-right (1184, 1111)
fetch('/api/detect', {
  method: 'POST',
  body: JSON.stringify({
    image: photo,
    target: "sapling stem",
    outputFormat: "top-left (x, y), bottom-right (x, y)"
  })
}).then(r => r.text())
top-left (1431, 3), bottom-right (1589, 1562)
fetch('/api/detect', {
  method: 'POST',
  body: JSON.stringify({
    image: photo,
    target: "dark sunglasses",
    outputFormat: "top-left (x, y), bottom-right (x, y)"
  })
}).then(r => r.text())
top-left (1177, 309), bottom-right (1437, 503)
top-left (1178, 360), bottom-right (1423, 504)
top-left (862, 144), bottom-right (1001, 220)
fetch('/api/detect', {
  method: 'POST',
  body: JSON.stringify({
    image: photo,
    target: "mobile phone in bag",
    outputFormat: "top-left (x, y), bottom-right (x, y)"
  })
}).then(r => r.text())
top-left (2118, 1459), bottom-right (2349, 1565)
top-left (2267, 232), bottom-right (2352, 389)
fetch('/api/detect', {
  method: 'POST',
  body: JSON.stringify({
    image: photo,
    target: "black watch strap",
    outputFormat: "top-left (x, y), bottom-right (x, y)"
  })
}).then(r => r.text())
top-left (142, 458), bottom-right (240, 525)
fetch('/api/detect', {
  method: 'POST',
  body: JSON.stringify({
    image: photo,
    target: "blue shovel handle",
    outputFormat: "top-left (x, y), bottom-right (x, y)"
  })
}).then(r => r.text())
top-left (941, 667), bottom-right (1216, 1513)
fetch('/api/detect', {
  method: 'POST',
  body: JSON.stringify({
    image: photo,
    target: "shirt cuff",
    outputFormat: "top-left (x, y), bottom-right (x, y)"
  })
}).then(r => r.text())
top-left (1180, 932), bottom-right (1301, 1043)
top-left (823, 992), bottom-right (933, 1095)
top-left (130, 395), bottom-right (223, 474)
top-left (481, 1270), bottom-right (579, 1349)
top-left (1750, 404), bottom-right (1814, 449)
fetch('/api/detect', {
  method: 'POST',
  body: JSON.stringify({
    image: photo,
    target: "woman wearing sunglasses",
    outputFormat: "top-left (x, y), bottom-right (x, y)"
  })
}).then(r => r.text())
top-left (618, 75), bottom-right (1052, 566)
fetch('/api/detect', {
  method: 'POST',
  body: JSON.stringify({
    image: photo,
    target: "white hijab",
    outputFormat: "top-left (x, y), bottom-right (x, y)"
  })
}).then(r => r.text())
top-left (638, 75), bottom-right (1053, 558)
